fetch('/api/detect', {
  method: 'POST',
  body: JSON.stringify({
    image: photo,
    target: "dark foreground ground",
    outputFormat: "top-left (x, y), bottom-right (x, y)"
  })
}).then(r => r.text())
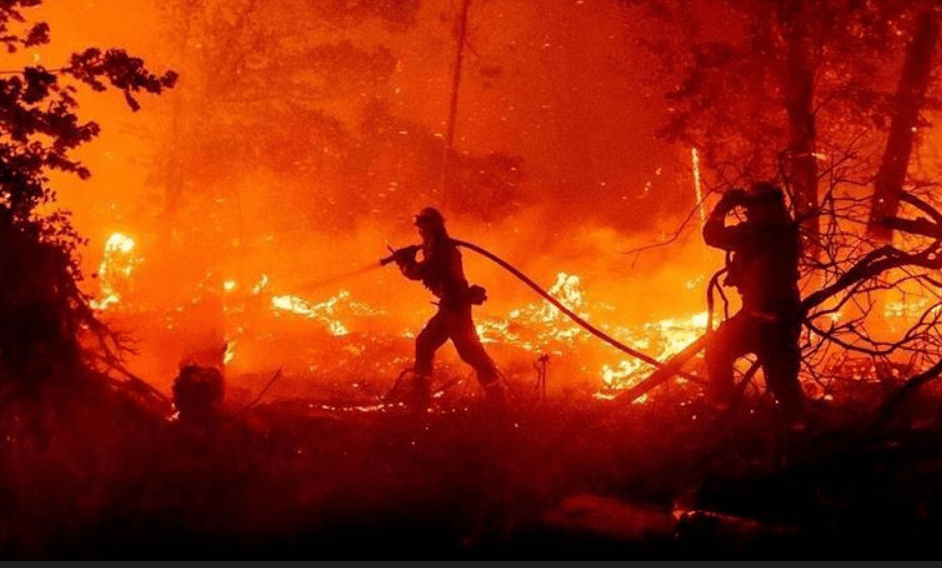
top-left (1, 374), bottom-right (941, 559)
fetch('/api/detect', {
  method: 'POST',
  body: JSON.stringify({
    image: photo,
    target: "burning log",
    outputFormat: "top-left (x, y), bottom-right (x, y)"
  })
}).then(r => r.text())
top-left (540, 494), bottom-right (800, 552)
top-left (673, 508), bottom-right (801, 549)
top-left (540, 494), bottom-right (677, 546)
top-left (614, 333), bottom-right (710, 404)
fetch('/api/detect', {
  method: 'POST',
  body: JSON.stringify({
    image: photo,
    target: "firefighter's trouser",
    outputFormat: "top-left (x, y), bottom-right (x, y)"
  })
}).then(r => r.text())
top-left (705, 311), bottom-right (802, 415)
top-left (414, 304), bottom-right (502, 403)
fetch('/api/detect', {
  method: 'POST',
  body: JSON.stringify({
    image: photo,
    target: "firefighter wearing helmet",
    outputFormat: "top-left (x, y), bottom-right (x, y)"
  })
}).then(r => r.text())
top-left (394, 207), bottom-right (505, 409)
top-left (703, 182), bottom-right (804, 418)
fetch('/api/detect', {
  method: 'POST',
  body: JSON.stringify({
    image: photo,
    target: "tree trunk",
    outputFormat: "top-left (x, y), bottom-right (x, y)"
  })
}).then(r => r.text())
top-left (439, 0), bottom-right (471, 206)
top-left (161, 1), bottom-right (196, 249)
top-left (784, 21), bottom-right (819, 257)
top-left (866, 9), bottom-right (941, 243)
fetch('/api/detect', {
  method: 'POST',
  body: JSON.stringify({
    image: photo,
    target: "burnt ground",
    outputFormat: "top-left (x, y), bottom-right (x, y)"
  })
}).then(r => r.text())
top-left (1, 374), bottom-right (941, 559)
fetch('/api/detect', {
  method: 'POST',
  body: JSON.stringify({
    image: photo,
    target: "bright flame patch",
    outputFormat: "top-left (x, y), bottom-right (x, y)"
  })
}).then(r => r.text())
top-left (271, 291), bottom-right (351, 336)
top-left (91, 232), bottom-right (140, 311)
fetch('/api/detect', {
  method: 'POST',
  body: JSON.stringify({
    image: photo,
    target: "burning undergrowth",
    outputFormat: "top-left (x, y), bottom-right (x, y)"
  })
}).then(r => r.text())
top-left (84, 209), bottom-right (725, 407)
top-left (9, 189), bottom-right (942, 560)
top-left (84, 211), bottom-right (932, 412)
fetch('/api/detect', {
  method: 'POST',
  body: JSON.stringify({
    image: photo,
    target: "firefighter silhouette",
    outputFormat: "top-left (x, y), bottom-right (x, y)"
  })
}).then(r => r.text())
top-left (394, 207), bottom-right (505, 408)
top-left (703, 183), bottom-right (803, 417)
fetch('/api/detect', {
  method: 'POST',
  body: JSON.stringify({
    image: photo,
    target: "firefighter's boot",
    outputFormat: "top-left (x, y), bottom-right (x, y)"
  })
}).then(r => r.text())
top-left (410, 374), bottom-right (432, 409)
top-left (482, 379), bottom-right (506, 410)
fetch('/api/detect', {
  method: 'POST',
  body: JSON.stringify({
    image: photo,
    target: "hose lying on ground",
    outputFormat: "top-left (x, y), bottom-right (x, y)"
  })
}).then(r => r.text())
top-left (450, 239), bottom-right (701, 384)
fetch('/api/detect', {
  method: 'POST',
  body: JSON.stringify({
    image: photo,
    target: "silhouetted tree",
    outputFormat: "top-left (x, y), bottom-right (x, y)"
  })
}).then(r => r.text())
top-left (153, 0), bottom-right (417, 230)
top-left (0, 0), bottom-right (175, 390)
top-left (615, 0), bottom-right (942, 412)
top-left (620, 0), bottom-right (931, 256)
top-left (111, 0), bottom-right (423, 308)
top-left (866, 7), bottom-right (941, 242)
top-left (146, 0), bottom-right (523, 290)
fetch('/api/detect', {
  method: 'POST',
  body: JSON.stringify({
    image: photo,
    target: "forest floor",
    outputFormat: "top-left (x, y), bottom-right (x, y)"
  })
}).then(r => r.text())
top-left (1, 370), bottom-right (941, 559)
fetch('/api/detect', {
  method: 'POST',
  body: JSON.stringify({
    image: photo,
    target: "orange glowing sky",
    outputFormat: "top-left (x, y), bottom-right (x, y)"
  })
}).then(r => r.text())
top-left (42, 0), bottom-right (688, 254)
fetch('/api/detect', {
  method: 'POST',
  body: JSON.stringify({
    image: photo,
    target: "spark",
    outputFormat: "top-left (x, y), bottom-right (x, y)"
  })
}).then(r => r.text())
top-left (224, 341), bottom-right (236, 366)
top-left (252, 274), bottom-right (270, 295)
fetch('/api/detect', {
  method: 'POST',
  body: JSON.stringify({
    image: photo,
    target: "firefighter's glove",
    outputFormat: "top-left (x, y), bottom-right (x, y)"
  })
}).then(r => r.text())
top-left (393, 245), bottom-right (420, 266)
top-left (719, 188), bottom-right (749, 210)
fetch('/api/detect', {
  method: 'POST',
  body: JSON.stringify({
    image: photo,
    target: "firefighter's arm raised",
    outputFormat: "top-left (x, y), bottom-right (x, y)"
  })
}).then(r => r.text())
top-left (703, 190), bottom-right (748, 251)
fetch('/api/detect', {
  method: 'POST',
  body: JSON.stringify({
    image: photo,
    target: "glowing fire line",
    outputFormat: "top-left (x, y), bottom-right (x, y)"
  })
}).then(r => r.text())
top-left (89, 233), bottom-right (714, 396)
top-left (271, 292), bottom-right (351, 336)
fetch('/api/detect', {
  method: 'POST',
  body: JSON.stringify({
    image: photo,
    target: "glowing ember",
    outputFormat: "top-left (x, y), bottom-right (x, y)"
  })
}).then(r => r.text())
top-left (224, 341), bottom-right (236, 366)
top-left (883, 297), bottom-right (934, 319)
top-left (251, 274), bottom-right (270, 295)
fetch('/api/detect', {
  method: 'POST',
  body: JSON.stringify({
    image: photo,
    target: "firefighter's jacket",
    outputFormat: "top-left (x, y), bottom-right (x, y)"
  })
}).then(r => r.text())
top-left (703, 210), bottom-right (801, 319)
top-left (399, 235), bottom-right (470, 309)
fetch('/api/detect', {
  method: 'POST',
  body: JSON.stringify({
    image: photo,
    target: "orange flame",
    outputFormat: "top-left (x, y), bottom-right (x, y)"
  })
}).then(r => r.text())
top-left (271, 292), bottom-right (351, 336)
top-left (90, 232), bottom-right (140, 311)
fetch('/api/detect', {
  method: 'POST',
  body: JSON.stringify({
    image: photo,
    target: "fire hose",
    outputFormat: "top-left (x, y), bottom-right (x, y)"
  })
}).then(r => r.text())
top-left (383, 239), bottom-right (702, 384)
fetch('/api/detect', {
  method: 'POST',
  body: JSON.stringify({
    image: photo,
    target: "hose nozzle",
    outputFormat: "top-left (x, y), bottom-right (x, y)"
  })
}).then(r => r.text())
top-left (380, 244), bottom-right (420, 266)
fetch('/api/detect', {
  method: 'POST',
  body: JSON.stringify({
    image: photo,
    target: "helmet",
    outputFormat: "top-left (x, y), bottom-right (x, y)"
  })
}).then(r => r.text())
top-left (745, 182), bottom-right (785, 205)
top-left (414, 206), bottom-right (445, 226)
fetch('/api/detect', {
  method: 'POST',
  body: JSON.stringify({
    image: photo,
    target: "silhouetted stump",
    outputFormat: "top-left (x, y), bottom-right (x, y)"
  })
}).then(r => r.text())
top-left (172, 365), bottom-right (225, 423)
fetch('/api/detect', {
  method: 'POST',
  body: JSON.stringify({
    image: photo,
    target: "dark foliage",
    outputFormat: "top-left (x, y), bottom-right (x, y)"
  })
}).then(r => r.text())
top-left (0, 0), bottom-right (174, 387)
